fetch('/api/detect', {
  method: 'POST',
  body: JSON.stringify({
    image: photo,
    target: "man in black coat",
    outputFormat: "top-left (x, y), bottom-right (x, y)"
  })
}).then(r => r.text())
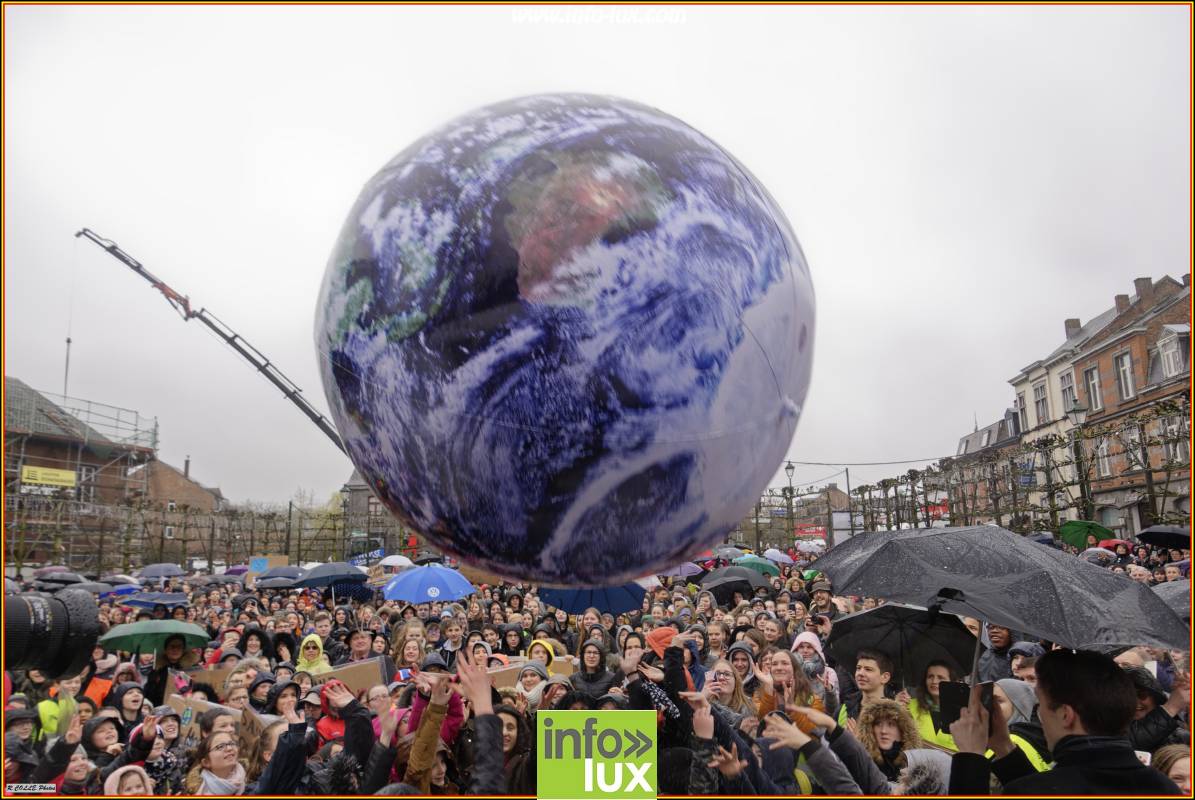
top-left (948, 649), bottom-right (1182, 795)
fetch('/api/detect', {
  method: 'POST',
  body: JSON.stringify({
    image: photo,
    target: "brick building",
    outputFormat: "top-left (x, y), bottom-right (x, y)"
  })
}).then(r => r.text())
top-left (1070, 275), bottom-right (1191, 534)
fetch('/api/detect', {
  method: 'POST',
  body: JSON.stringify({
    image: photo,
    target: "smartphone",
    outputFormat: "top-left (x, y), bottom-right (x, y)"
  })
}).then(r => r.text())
top-left (937, 681), bottom-right (993, 729)
top-left (395, 668), bottom-right (416, 681)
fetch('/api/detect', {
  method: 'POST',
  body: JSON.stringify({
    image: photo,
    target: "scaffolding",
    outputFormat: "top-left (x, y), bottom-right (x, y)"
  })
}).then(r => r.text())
top-left (4, 378), bottom-right (159, 572)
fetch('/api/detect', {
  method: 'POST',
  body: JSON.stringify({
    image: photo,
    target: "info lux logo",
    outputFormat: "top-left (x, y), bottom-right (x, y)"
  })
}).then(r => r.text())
top-left (537, 710), bottom-right (657, 799)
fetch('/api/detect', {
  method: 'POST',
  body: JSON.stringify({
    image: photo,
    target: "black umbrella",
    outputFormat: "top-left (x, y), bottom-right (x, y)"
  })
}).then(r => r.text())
top-left (139, 563), bottom-right (185, 579)
top-left (812, 525), bottom-right (1188, 651)
top-left (101, 573), bottom-right (140, 586)
top-left (292, 562), bottom-right (367, 588)
top-left (700, 566), bottom-right (771, 605)
top-left (1137, 525), bottom-right (1191, 551)
top-left (413, 553), bottom-right (444, 566)
top-left (65, 581), bottom-right (114, 595)
top-left (824, 603), bottom-right (981, 689)
top-left (1153, 580), bottom-right (1190, 621)
top-left (256, 576), bottom-right (298, 589)
top-left (258, 566), bottom-right (306, 581)
top-left (40, 571), bottom-right (85, 584)
top-left (205, 575), bottom-right (244, 586)
top-left (714, 545), bottom-right (746, 560)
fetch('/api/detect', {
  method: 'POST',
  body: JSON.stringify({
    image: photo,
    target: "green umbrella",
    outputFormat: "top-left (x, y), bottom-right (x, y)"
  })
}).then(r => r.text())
top-left (98, 620), bottom-right (210, 654)
top-left (1058, 520), bottom-right (1115, 551)
top-left (732, 554), bottom-right (780, 577)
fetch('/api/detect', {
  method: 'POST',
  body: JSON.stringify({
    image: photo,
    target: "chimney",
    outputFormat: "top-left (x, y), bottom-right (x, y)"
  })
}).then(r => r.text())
top-left (1114, 294), bottom-right (1130, 313)
top-left (1133, 277), bottom-right (1153, 302)
top-left (1064, 318), bottom-right (1081, 339)
top-left (826, 482), bottom-right (838, 492)
top-left (184, 455), bottom-right (190, 479)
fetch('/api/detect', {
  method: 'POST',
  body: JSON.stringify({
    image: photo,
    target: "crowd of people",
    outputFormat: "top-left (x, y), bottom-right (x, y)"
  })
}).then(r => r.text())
top-left (3, 538), bottom-right (1191, 796)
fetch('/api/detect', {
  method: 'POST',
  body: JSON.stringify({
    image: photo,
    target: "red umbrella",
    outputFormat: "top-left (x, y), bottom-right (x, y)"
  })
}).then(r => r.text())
top-left (1099, 539), bottom-right (1133, 550)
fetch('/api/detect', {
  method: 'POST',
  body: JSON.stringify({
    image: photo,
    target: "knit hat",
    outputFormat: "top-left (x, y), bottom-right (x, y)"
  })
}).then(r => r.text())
top-left (519, 662), bottom-right (549, 682)
top-left (420, 653), bottom-right (450, 672)
top-left (1008, 641), bottom-right (1045, 660)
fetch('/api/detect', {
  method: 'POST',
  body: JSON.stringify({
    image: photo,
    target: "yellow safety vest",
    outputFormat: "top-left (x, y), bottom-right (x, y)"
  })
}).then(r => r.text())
top-left (907, 698), bottom-right (959, 751)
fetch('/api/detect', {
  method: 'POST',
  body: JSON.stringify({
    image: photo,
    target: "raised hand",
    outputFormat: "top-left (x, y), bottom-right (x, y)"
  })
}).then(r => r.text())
top-left (429, 674), bottom-right (453, 707)
top-left (282, 703), bottom-right (305, 726)
top-left (949, 685), bottom-right (990, 755)
top-left (895, 688), bottom-right (911, 706)
top-left (324, 681), bottom-right (355, 709)
top-left (637, 663), bottom-right (664, 683)
top-left (764, 712), bottom-right (811, 750)
top-left (678, 690), bottom-right (709, 711)
top-left (620, 651), bottom-right (643, 675)
top-left (63, 713), bottom-right (83, 745)
top-left (707, 743), bottom-right (748, 778)
top-left (455, 647), bottom-right (493, 716)
top-left (692, 704), bottom-right (714, 740)
top-left (790, 705), bottom-right (836, 733)
top-left (378, 706), bottom-right (400, 745)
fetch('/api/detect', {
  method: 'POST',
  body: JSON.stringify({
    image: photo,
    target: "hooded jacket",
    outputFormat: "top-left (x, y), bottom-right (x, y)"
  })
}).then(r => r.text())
top-left (570, 640), bottom-right (620, 698)
top-left (103, 764), bottom-right (154, 795)
top-left (858, 698), bottom-right (922, 781)
top-left (240, 625), bottom-right (275, 663)
top-left (105, 682), bottom-right (145, 738)
top-left (493, 704), bottom-right (534, 793)
top-left (295, 633), bottom-right (333, 676)
top-left (248, 672), bottom-right (277, 712)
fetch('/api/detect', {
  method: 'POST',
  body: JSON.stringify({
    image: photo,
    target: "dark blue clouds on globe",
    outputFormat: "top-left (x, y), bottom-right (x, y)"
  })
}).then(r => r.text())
top-left (316, 94), bottom-right (815, 586)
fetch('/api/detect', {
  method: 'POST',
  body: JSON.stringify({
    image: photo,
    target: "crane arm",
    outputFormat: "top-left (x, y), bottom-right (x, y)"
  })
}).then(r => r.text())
top-left (75, 227), bottom-right (347, 455)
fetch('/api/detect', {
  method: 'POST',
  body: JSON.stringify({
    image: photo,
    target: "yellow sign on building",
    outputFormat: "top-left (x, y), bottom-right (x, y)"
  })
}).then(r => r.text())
top-left (21, 466), bottom-right (77, 488)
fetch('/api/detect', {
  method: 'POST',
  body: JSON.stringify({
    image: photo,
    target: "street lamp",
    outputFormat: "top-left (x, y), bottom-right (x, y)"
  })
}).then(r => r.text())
top-left (783, 461), bottom-right (796, 552)
top-left (1065, 398), bottom-right (1094, 521)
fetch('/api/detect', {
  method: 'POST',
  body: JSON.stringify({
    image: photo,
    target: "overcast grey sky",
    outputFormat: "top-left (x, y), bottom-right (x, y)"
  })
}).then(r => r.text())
top-left (5, 6), bottom-right (1189, 505)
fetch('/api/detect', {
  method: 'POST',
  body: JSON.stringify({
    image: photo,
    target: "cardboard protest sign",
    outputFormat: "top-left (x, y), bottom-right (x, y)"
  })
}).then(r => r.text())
top-left (166, 694), bottom-right (240, 744)
top-left (488, 664), bottom-right (523, 689)
top-left (310, 659), bottom-right (385, 696)
top-left (186, 666), bottom-right (236, 694)
top-left (552, 657), bottom-right (575, 677)
top-left (247, 554), bottom-right (289, 578)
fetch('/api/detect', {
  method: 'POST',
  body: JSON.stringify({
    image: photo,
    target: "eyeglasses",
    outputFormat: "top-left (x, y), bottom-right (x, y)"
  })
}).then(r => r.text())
top-left (713, 670), bottom-right (734, 681)
top-left (213, 741), bottom-right (239, 754)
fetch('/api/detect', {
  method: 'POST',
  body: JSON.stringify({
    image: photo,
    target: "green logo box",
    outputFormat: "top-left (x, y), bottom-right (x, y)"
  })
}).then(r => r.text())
top-left (537, 710), bottom-right (657, 799)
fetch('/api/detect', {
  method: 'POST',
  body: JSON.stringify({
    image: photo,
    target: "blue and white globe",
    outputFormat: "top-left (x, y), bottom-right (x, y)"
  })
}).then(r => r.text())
top-left (316, 94), bottom-right (815, 585)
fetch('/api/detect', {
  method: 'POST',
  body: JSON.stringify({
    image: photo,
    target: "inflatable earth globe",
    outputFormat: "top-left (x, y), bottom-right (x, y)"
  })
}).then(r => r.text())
top-left (316, 94), bottom-right (815, 586)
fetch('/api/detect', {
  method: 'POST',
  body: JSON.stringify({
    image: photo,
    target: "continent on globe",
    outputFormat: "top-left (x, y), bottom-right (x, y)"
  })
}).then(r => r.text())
top-left (315, 93), bottom-right (815, 586)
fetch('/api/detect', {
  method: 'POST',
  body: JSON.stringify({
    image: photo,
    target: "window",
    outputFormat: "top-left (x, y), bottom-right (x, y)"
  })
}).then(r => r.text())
top-left (958, 439), bottom-right (969, 456)
top-left (1160, 336), bottom-right (1185, 379)
top-left (1163, 416), bottom-right (1190, 464)
top-left (1084, 367), bottom-right (1103, 412)
top-left (1060, 372), bottom-right (1076, 414)
top-left (1095, 440), bottom-right (1111, 478)
top-left (1123, 425), bottom-right (1141, 470)
top-left (167, 500), bottom-right (177, 512)
top-left (981, 429), bottom-right (992, 448)
top-left (1114, 352), bottom-right (1135, 400)
top-left (1033, 382), bottom-right (1050, 427)
top-left (164, 526), bottom-right (176, 540)
top-left (1016, 393), bottom-right (1028, 432)
top-left (77, 465), bottom-right (97, 503)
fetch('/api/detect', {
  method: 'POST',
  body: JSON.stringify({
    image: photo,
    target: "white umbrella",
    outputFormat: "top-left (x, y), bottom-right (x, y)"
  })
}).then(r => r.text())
top-left (635, 575), bottom-right (662, 590)
top-left (379, 555), bottom-right (414, 568)
top-left (797, 541), bottom-right (825, 554)
top-left (764, 548), bottom-right (794, 564)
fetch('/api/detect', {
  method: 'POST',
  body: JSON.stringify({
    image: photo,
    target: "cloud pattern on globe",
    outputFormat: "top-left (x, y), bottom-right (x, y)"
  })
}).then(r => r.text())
top-left (316, 94), bottom-right (815, 586)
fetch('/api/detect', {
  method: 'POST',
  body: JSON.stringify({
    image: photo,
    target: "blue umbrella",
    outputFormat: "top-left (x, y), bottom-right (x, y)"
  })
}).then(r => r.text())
top-left (539, 583), bottom-right (646, 615)
top-left (124, 592), bottom-right (189, 609)
top-left (101, 584), bottom-right (141, 598)
top-left (139, 563), bottom-right (185, 579)
top-left (659, 562), bottom-right (704, 578)
top-left (382, 564), bottom-right (474, 603)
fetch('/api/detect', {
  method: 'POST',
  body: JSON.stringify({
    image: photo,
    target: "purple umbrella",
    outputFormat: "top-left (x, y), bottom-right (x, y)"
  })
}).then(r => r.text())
top-left (659, 562), bottom-right (704, 578)
top-left (224, 565), bottom-right (250, 576)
